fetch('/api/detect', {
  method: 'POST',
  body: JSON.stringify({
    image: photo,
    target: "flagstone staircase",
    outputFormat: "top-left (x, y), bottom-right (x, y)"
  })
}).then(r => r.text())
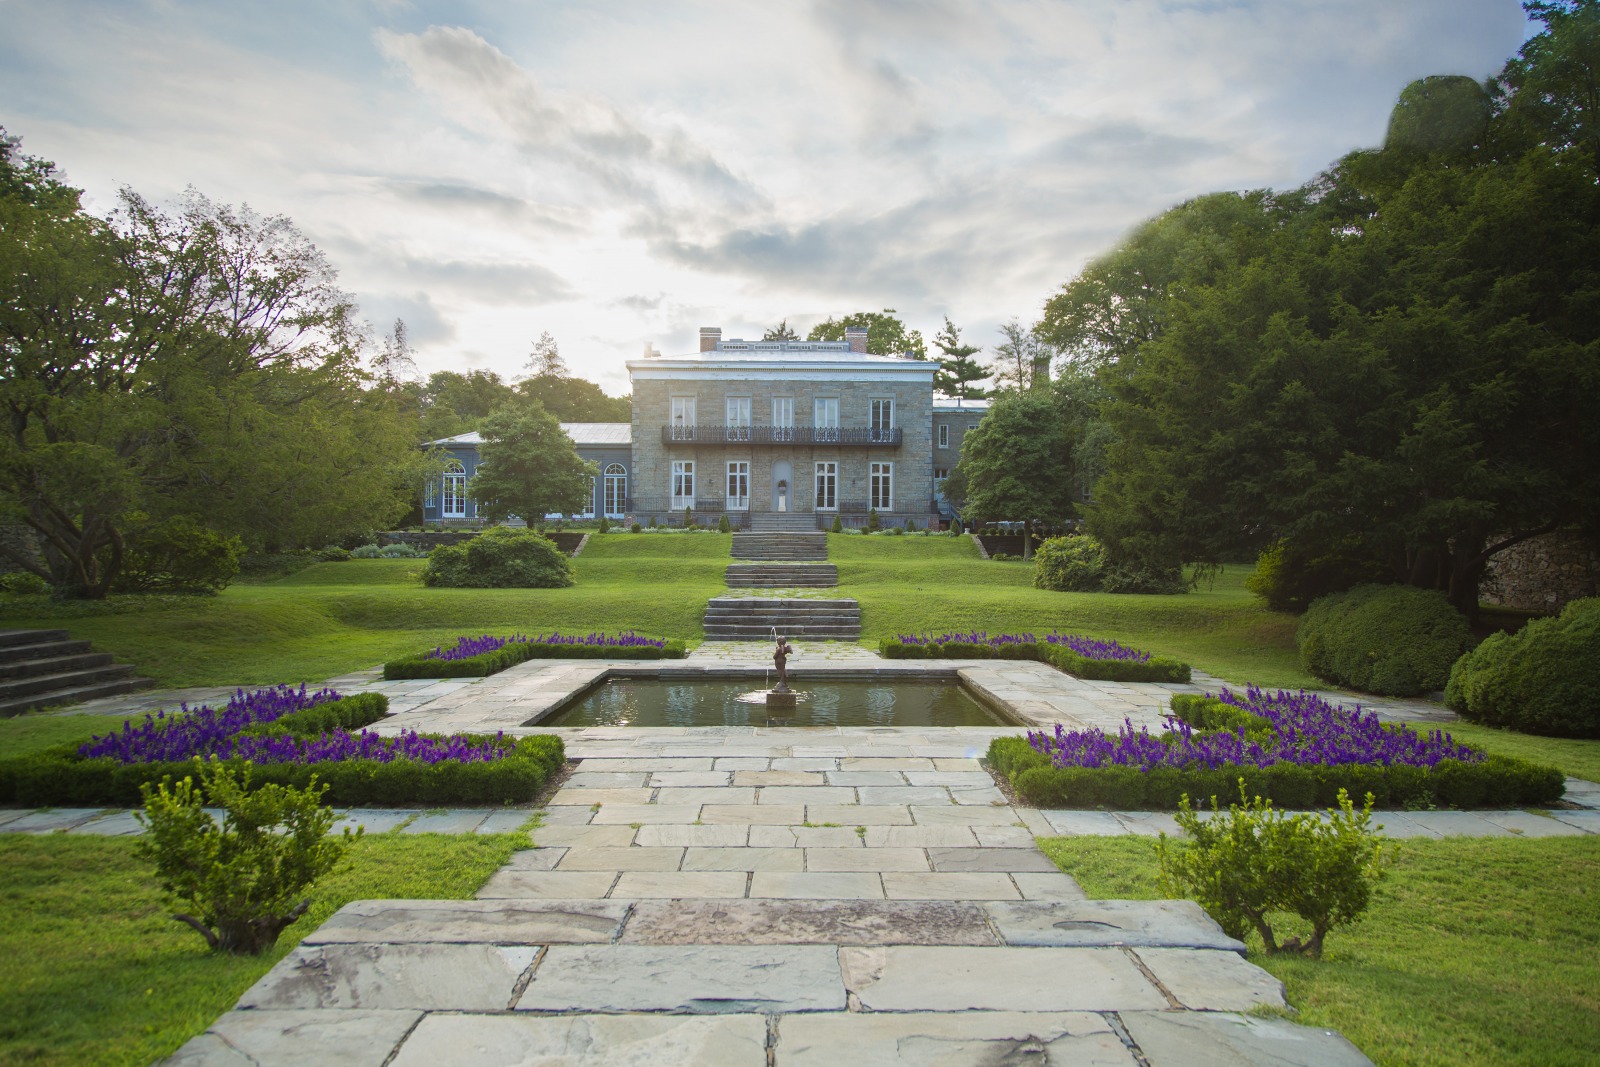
top-left (0, 629), bottom-right (155, 717)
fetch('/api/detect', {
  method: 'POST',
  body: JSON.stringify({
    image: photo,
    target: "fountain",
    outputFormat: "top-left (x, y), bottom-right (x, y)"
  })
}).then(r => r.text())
top-left (767, 633), bottom-right (798, 708)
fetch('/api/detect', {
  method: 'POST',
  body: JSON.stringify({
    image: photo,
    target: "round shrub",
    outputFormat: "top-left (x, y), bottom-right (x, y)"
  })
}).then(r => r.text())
top-left (1245, 537), bottom-right (1389, 613)
top-left (630, 522), bottom-right (642, 533)
top-left (1297, 584), bottom-right (1474, 697)
top-left (422, 527), bottom-right (573, 588)
top-left (316, 545), bottom-right (352, 562)
top-left (0, 570), bottom-right (51, 596)
top-left (378, 542), bottom-right (423, 558)
top-left (349, 544), bottom-right (382, 559)
top-left (114, 516), bottom-right (245, 594)
top-left (1034, 535), bottom-right (1108, 591)
top-left (1446, 598), bottom-right (1600, 738)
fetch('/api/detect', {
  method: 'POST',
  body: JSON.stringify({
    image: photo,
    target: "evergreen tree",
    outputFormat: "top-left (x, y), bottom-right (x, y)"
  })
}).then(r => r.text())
top-left (931, 316), bottom-right (990, 399)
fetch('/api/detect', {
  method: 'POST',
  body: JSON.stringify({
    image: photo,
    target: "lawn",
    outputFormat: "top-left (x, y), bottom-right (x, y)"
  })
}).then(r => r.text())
top-left (830, 534), bottom-right (1318, 688)
top-left (1038, 834), bottom-right (1600, 1067)
top-left (2, 534), bottom-right (730, 687)
top-left (0, 828), bottom-right (537, 1067)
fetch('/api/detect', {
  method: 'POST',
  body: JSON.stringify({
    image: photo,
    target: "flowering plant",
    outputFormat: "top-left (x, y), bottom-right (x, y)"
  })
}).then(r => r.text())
top-left (895, 630), bottom-right (1151, 662)
top-left (423, 631), bottom-right (667, 661)
top-left (1028, 686), bottom-right (1483, 771)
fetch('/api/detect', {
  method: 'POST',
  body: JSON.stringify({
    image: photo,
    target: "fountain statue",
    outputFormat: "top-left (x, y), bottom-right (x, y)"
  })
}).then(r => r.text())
top-left (767, 633), bottom-right (797, 708)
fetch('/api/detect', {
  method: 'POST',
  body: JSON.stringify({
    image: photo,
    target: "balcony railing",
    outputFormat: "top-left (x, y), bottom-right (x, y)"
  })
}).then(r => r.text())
top-left (661, 424), bottom-right (902, 448)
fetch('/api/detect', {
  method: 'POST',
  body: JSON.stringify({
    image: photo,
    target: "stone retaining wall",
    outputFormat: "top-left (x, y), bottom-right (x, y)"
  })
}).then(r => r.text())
top-left (0, 524), bottom-right (44, 575)
top-left (1482, 529), bottom-right (1600, 612)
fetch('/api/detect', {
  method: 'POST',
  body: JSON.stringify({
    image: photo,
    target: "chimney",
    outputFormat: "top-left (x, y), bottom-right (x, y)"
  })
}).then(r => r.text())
top-left (699, 327), bottom-right (721, 353)
top-left (845, 325), bottom-right (869, 353)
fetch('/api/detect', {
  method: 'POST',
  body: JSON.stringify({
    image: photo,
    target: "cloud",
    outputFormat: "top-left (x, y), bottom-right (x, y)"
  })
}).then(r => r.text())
top-left (398, 257), bottom-right (575, 306)
top-left (362, 290), bottom-right (454, 345)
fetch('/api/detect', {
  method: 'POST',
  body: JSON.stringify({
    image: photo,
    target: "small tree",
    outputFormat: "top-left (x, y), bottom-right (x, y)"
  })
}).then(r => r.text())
top-left (932, 316), bottom-right (990, 399)
top-left (683, 505), bottom-right (694, 528)
top-left (867, 508), bottom-right (881, 532)
top-left (136, 761), bottom-right (358, 955)
top-left (717, 513), bottom-right (731, 533)
top-left (831, 514), bottom-right (843, 533)
top-left (469, 405), bottom-right (596, 528)
top-left (953, 392), bottom-right (1074, 559)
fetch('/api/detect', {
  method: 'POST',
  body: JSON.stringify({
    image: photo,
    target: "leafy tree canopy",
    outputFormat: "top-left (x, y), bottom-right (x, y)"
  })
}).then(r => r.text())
top-left (762, 319), bottom-right (800, 341)
top-left (468, 404), bottom-right (597, 526)
top-left (953, 392), bottom-right (1077, 556)
top-left (807, 309), bottom-right (927, 359)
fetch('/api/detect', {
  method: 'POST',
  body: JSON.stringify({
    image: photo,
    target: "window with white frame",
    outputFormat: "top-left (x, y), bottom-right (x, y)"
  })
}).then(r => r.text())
top-left (670, 396), bottom-right (696, 440)
top-left (814, 461), bottom-right (837, 510)
top-left (870, 398), bottom-right (894, 442)
top-left (442, 461), bottom-right (467, 518)
top-left (726, 461), bottom-right (750, 510)
top-left (772, 396), bottom-right (794, 441)
top-left (937, 423), bottom-right (949, 448)
top-left (604, 463), bottom-right (627, 516)
top-left (671, 460), bottom-right (695, 509)
top-left (726, 396), bottom-right (751, 441)
top-left (870, 462), bottom-right (893, 511)
top-left (934, 468), bottom-right (949, 481)
top-left (814, 397), bottom-right (839, 442)
top-left (579, 477), bottom-right (596, 518)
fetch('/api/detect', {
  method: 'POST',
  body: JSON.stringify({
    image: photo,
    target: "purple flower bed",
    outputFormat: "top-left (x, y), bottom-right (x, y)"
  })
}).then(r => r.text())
top-left (424, 631), bottom-right (667, 661)
top-left (77, 684), bottom-right (510, 767)
top-left (1029, 685), bottom-right (1484, 771)
top-left (79, 684), bottom-right (340, 763)
top-left (896, 630), bottom-right (1152, 662)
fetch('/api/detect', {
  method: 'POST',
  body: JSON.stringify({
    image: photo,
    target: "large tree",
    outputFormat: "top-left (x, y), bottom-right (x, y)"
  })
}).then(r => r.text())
top-left (468, 404), bottom-right (596, 526)
top-left (1075, 9), bottom-right (1600, 613)
top-left (931, 317), bottom-right (989, 399)
top-left (807, 309), bottom-right (927, 359)
top-left (0, 134), bottom-right (420, 595)
top-left (989, 319), bottom-right (1055, 392)
top-left (514, 332), bottom-right (630, 422)
top-left (952, 392), bottom-right (1076, 559)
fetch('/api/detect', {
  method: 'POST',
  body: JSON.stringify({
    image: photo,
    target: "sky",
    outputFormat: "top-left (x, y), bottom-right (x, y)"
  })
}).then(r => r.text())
top-left (1, 0), bottom-right (1534, 396)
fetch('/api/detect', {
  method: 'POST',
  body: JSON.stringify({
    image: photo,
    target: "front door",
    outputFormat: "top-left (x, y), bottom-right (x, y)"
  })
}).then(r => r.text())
top-left (777, 481), bottom-right (788, 512)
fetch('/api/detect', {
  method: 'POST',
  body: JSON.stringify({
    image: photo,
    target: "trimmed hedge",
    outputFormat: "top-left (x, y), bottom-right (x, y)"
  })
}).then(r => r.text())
top-left (0, 729), bottom-right (565, 809)
top-left (242, 692), bottom-right (390, 737)
top-left (1297, 584), bottom-right (1475, 696)
top-left (1446, 597), bottom-right (1600, 738)
top-left (384, 638), bottom-right (687, 679)
top-left (986, 730), bottom-right (1563, 811)
top-left (879, 638), bottom-right (1191, 684)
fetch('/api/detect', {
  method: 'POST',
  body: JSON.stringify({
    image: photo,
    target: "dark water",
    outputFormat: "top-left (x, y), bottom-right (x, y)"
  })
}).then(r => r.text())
top-left (539, 679), bottom-right (1005, 728)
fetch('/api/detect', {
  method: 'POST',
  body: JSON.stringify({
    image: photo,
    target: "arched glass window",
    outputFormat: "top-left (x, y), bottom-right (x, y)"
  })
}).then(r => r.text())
top-left (604, 463), bottom-right (627, 517)
top-left (442, 461), bottom-right (467, 518)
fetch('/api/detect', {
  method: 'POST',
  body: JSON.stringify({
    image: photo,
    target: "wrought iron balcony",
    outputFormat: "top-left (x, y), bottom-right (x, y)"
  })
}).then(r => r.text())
top-left (660, 424), bottom-right (902, 448)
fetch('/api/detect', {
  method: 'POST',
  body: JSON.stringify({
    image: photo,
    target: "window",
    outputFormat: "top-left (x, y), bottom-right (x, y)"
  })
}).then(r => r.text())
top-left (671, 461), bottom-right (695, 509)
top-left (814, 397), bottom-right (839, 442)
top-left (726, 396), bottom-right (751, 441)
top-left (579, 478), bottom-right (596, 518)
top-left (870, 398), bottom-right (894, 442)
top-left (870, 462), bottom-right (893, 511)
top-left (726, 461), bottom-right (750, 510)
top-left (442, 461), bottom-right (467, 518)
top-left (934, 468), bottom-right (949, 481)
top-left (604, 463), bottom-right (627, 517)
top-left (772, 397), bottom-right (794, 441)
top-left (814, 462), bottom-right (837, 510)
top-left (670, 396), bottom-right (696, 440)
top-left (937, 423), bottom-right (949, 449)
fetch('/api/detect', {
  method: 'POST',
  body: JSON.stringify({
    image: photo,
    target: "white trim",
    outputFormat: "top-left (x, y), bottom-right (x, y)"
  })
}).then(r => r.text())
top-left (870, 462), bottom-right (893, 512)
top-left (726, 461), bottom-right (750, 511)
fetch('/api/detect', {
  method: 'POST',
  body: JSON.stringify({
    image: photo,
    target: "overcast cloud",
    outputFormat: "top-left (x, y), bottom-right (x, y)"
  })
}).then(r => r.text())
top-left (1, 0), bottom-right (1531, 394)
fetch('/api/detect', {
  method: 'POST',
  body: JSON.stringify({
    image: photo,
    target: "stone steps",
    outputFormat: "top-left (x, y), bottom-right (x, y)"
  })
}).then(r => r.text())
top-left (748, 512), bottom-right (825, 532)
top-left (0, 629), bottom-right (155, 717)
top-left (730, 532), bottom-right (829, 561)
top-left (724, 562), bottom-right (838, 588)
top-left (703, 597), bottom-right (861, 641)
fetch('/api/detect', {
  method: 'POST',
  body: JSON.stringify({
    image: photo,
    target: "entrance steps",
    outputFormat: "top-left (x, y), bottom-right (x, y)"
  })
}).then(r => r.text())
top-left (725, 563), bottom-right (837, 588)
top-left (0, 629), bottom-right (156, 717)
top-left (703, 597), bottom-right (861, 641)
top-left (748, 512), bottom-right (823, 532)
top-left (730, 532), bottom-right (828, 561)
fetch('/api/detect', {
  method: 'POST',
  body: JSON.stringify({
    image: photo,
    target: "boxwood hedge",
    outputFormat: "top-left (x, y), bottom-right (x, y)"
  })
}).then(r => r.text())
top-left (384, 637), bottom-right (686, 679)
top-left (0, 694), bottom-right (566, 808)
top-left (879, 638), bottom-right (1191, 684)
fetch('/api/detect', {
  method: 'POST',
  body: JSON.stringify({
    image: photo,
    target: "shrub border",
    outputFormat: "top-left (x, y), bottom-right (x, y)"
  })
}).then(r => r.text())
top-left (0, 696), bottom-right (566, 807)
top-left (879, 637), bottom-right (1191, 684)
top-left (987, 698), bottom-right (1565, 811)
top-left (384, 637), bottom-right (686, 679)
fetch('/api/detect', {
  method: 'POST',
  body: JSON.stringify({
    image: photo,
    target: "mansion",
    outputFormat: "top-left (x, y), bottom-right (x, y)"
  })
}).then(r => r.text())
top-left (421, 327), bottom-right (987, 530)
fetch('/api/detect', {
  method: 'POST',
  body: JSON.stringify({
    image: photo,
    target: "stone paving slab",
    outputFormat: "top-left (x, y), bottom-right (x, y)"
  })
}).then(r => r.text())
top-left (928, 846), bottom-right (1059, 872)
top-left (302, 899), bottom-right (629, 945)
top-left (684, 846), bottom-right (805, 871)
top-left (503, 848), bottom-right (566, 871)
top-left (807, 804), bottom-right (914, 825)
top-left (751, 872), bottom-right (884, 899)
top-left (476, 870), bottom-right (618, 899)
top-left (777, 1011), bottom-right (1135, 1067)
top-left (808, 847), bottom-right (928, 872)
top-left (750, 824), bottom-right (866, 847)
top-left (1479, 810), bottom-right (1589, 837)
top-left (1120, 1010), bottom-right (1375, 1066)
top-left (636, 824), bottom-right (750, 847)
top-left (839, 945), bottom-right (1169, 1012)
top-left (621, 898), bottom-right (1000, 946)
top-left (557, 846), bottom-right (683, 871)
top-left (71, 811), bottom-right (144, 836)
top-left (332, 809), bottom-right (420, 835)
top-left (2, 808), bottom-right (106, 833)
top-left (983, 900), bottom-right (1245, 951)
top-left (240, 943), bottom-right (539, 1011)
top-left (1551, 809), bottom-right (1600, 832)
top-left (882, 872), bottom-right (1023, 901)
top-left (517, 944), bottom-right (847, 1013)
top-left (701, 804), bottom-right (808, 825)
top-left (163, 1009), bottom-right (422, 1067)
top-left (611, 871), bottom-right (749, 898)
top-left (402, 810), bottom-right (490, 834)
top-left (388, 1013), bottom-right (769, 1067)
top-left (1137, 946), bottom-right (1287, 1010)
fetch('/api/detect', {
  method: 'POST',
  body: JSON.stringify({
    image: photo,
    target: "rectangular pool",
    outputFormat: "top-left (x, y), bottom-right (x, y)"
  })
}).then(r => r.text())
top-left (538, 678), bottom-right (1008, 728)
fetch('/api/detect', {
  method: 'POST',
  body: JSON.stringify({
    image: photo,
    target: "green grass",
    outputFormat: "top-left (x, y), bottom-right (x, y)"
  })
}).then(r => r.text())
top-left (1439, 721), bottom-right (1600, 783)
top-left (0, 828), bottom-right (534, 1067)
top-left (1038, 834), bottom-right (1600, 1067)
top-left (0, 712), bottom-right (137, 758)
top-left (3, 536), bottom-right (730, 687)
top-left (831, 534), bottom-right (1317, 687)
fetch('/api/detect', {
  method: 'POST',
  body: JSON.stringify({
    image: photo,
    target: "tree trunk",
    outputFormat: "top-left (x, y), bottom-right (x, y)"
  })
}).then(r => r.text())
top-left (1022, 518), bottom-right (1034, 560)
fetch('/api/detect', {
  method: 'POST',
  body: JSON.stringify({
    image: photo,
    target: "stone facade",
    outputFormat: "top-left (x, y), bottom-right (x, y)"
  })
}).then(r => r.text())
top-left (931, 399), bottom-right (989, 520)
top-left (1481, 529), bottom-right (1600, 612)
top-left (628, 331), bottom-right (937, 529)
